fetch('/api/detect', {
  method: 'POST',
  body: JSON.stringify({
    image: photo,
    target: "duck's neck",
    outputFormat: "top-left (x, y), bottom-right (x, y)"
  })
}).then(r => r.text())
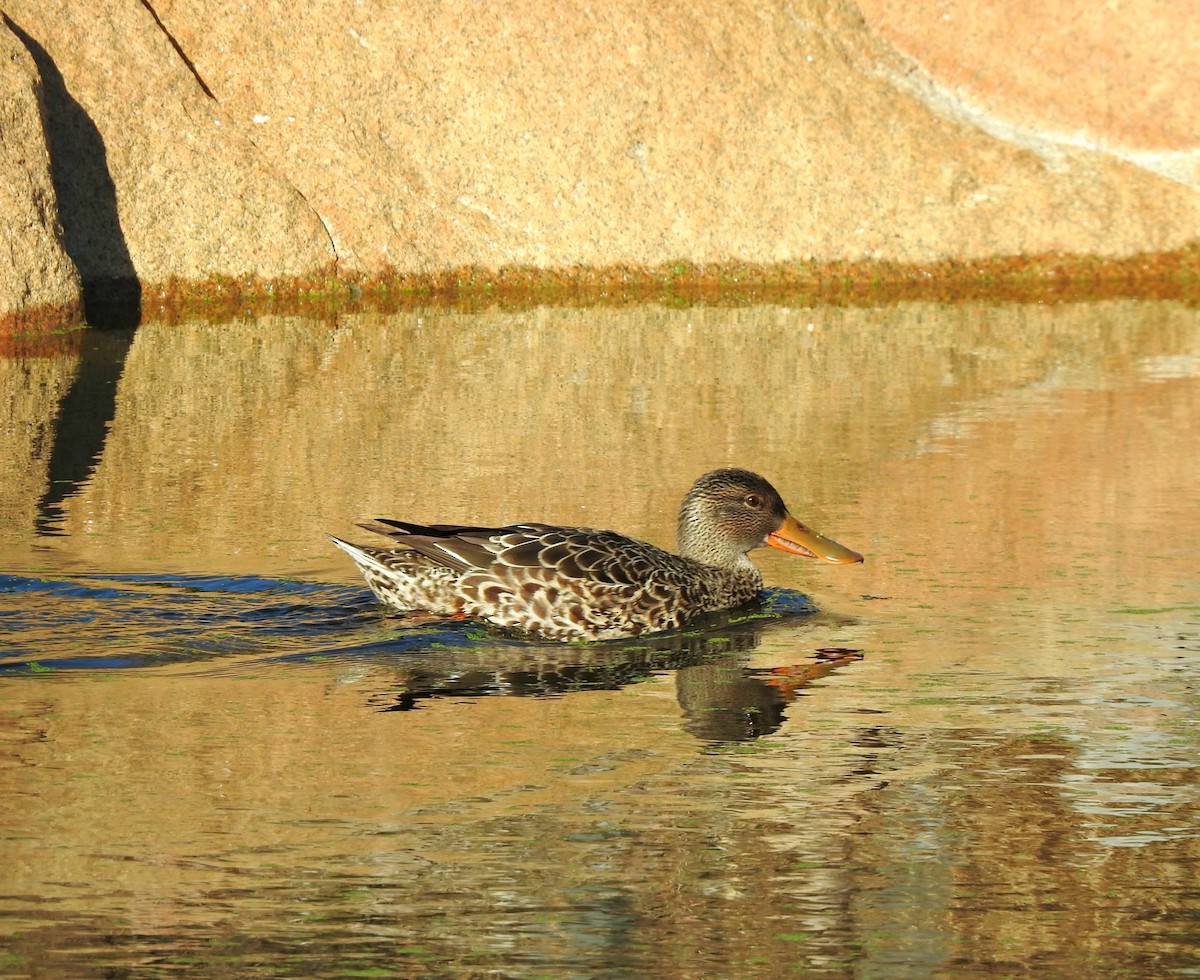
top-left (677, 517), bottom-right (757, 572)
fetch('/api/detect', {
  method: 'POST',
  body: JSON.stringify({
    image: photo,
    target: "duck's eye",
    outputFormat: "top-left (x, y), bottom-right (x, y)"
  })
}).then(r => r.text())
top-left (745, 494), bottom-right (761, 509)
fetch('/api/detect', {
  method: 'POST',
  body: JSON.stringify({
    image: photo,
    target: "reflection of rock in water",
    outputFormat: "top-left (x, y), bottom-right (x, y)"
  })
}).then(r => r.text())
top-left (352, 605), bottom-right (862, 743)
top-left (35, 328), bottom-right (136, 534)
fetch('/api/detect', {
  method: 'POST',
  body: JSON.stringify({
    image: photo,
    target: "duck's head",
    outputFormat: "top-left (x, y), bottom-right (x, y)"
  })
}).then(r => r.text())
top-left (676, 468), bottom-right (863, 568)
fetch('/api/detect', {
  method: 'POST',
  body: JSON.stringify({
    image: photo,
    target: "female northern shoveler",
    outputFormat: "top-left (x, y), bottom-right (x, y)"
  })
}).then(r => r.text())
top-left (329, 467), bottom-right (862, 642)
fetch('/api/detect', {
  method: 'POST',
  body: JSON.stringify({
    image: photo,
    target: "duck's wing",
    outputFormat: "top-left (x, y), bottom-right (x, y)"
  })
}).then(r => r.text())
top-left (359, 518), bottom-right (495, 538)
top-left (358, 520), bottom-right (689, 585)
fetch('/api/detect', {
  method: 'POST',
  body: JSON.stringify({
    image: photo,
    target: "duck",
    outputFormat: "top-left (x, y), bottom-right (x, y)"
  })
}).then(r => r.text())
top-left (329, 467), bottom-right (862, 642)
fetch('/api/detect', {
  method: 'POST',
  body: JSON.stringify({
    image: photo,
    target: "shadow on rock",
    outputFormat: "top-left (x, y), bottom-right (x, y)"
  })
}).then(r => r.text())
top-left (5, 16), bottom-right (141, 329)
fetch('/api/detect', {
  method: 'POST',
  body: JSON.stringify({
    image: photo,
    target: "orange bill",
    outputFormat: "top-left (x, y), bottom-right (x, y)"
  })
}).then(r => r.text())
top-left (767, 514), bottom-right (863, 564)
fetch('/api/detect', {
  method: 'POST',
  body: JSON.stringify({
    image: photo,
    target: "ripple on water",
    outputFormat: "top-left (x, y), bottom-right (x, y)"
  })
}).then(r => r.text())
top-left (0, 572), bottom-right (377, 670)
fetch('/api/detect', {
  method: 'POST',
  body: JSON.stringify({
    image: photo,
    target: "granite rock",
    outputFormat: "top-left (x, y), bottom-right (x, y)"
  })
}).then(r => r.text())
top-left (1, 0), bottom-right (1197, 322)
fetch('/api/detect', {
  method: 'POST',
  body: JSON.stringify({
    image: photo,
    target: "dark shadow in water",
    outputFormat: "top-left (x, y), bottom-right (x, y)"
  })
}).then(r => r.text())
top-left (32, 328), bottom-right (136, 533)
top-left (4, 16), bottom-right (142, 329)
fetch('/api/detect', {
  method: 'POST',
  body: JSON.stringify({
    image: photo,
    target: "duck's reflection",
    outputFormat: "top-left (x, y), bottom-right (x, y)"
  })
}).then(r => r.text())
top-left (343, 603), bottom-right (862, 742)
top-left (675, 654), bottom-right (860, 741)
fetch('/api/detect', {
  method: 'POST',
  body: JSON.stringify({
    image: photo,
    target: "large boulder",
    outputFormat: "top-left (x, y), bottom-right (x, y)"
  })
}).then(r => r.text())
top-left (148, 0), bottom-right (1200, 270)
top-left (1, 0), bottom-right (1197, 322)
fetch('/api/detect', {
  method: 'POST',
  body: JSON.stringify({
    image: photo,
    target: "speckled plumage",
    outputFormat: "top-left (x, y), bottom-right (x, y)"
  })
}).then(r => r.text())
top-left (330, 468), bottom-right (862, 642)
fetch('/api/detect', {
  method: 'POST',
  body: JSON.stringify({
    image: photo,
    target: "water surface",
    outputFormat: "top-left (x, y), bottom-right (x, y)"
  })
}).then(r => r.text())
top-left (1, 300), bottom-right (1198, 977)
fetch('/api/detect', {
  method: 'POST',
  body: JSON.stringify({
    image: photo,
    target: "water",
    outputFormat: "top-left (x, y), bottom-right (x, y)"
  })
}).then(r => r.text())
top-left (1, 300), bottom-right (1199, 977)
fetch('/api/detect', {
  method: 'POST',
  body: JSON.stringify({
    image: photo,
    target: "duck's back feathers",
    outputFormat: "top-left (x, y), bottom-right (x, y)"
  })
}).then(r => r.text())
top-left (360, 520), bottom-right (695, 587)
